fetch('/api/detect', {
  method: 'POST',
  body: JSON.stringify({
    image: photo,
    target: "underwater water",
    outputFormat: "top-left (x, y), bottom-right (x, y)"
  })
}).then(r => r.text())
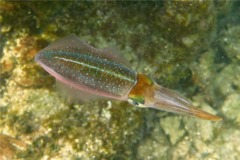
top-left (0, 1), bottom-right (239, 160)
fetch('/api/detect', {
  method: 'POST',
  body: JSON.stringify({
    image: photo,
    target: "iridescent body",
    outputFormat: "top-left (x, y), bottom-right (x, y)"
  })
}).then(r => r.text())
top-left (35, 35), bottom-right (221, 121)
top-left (35, 35), bottom-right (136, 100)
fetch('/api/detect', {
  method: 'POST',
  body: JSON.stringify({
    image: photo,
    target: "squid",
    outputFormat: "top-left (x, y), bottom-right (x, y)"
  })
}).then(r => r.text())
top-left (35, 34), bottom-right (221, 121)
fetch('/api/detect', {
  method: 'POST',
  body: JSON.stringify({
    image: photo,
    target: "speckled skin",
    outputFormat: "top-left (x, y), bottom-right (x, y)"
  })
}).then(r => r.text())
top-left (35, 35), bottom-right (137, 100)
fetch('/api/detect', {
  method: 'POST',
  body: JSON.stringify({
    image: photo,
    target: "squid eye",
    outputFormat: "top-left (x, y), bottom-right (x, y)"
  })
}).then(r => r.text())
top-left (132, 101), bottom-right (139, 106)
top-left (127, 98), bottom-right (145, 108)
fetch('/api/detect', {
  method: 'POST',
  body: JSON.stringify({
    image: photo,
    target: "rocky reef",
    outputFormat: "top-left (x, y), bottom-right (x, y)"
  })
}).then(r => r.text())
top-left (0, 1), bottom-right (239, 159)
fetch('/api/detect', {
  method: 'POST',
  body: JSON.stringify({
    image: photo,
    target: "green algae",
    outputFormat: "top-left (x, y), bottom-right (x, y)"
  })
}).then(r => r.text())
top-left (0, 1), bottom-right (239, 159)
